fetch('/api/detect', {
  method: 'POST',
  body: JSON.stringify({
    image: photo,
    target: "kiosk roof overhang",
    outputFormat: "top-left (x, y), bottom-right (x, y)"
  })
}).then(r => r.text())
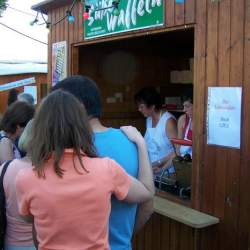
top-left (32, 0), bottom-right (72, 14)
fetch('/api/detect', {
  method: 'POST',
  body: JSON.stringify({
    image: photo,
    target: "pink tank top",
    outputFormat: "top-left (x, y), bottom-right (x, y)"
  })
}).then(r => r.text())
top-left (1, 159), bottom-right (34, 247)
top-left (183, 115), bottom-right (192, 141)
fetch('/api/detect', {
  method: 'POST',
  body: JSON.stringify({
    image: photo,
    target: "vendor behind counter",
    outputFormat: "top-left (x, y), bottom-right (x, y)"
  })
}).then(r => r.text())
top-left (134, 87), bottom-right (177, 177)
top-left (177, 95), bottom-right (193, 158)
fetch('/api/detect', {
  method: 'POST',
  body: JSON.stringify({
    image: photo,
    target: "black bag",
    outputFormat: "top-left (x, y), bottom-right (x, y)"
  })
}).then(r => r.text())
top-left (0, 161), bottom-right (12, 250)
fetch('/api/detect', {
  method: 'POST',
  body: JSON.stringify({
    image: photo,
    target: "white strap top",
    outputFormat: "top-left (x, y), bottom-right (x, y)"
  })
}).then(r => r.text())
top-left (144, 112), bottom-right (175, 163)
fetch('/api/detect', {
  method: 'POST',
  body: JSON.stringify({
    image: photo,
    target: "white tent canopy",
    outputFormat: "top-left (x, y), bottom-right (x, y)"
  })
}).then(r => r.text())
top-left (0, 61), bottom-right (47, 75)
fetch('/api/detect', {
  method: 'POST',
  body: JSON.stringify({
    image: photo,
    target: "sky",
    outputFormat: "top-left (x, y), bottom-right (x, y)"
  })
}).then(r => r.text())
top-left (0, 0), bottom-right (48, 62)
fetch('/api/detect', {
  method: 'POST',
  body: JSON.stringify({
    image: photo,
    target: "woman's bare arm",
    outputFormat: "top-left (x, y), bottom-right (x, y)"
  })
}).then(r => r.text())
top-left (120, 126), bottom-right (155, 203)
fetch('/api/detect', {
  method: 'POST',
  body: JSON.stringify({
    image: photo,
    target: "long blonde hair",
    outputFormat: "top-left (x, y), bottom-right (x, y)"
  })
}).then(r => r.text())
top-left (18, 119), bottom-right (33, 154)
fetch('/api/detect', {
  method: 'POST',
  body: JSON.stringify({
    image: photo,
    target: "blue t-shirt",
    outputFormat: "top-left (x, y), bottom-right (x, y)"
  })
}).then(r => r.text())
top-left (94, 128), bottom-right (139, 250)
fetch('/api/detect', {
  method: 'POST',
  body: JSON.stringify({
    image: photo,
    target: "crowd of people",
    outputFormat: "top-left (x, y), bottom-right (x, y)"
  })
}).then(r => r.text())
top-left (0, 75), bottom-right (192, 250)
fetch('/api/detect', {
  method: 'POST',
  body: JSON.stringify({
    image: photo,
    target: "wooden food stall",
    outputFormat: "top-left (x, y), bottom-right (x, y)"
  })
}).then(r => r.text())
top-left (0, 62), bottom-right (48, 113)
top-left (32, 0), bottom-right (250, 249)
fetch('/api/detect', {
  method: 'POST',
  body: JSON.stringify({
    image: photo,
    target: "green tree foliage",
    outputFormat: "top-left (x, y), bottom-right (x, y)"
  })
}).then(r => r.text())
top-left (0, 0), bottom-right (8, 17)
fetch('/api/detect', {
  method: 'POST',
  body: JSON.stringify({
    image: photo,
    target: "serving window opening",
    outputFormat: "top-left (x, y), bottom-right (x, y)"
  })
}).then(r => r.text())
top-left (77, 28), bottom-right (194, 203)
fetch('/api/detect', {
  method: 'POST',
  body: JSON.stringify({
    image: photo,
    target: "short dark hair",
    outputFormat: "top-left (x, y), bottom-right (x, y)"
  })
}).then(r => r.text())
top-left (30, 90), bottom-right (97, 178)
top-left (134, 87), bottom-right (162, 110)
top-left (0, 101), bottom-right (35, 134)
top-left (51, 75), bottom-right (101, 118)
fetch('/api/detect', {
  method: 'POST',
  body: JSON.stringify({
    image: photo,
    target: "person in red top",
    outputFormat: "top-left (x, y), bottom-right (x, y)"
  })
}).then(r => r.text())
top-left (15, 90), bottom-right (154, 250)
top-left (177, 95), bottom-right (193, 157)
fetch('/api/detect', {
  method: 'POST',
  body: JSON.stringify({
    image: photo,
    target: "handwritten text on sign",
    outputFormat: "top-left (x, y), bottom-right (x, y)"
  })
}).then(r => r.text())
top-left (207, 87), bottom-right (242, 149)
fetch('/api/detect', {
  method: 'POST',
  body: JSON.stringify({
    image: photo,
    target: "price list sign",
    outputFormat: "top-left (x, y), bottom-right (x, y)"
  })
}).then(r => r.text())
top-left (207, 87), bottom-right (242, 149)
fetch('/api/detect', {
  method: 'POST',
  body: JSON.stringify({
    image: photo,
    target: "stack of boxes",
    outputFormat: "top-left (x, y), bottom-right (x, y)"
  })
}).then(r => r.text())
top-left (170, 58), bottom-right (194, 84)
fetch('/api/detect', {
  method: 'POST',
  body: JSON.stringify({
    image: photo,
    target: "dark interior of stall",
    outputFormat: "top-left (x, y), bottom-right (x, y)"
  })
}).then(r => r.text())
top-left (78, 28), bottom-right (194, 203)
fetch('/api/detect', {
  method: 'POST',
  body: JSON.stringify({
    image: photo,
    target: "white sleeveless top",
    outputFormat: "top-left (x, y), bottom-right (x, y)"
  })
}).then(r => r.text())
top-left (144, 112), bottom-right (175, 163)
top-left (0, 131), bottom-right (21, 165)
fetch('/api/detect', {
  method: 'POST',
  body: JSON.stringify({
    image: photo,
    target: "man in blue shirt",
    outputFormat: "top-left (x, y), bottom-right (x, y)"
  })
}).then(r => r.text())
top-left (94, 128), bottom-right (138, 249)
top-left (52, 75), bottom-right (153, 250)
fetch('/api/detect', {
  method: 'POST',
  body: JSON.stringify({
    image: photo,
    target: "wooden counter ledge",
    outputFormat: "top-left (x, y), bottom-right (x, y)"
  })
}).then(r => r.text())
top-left (153, 196), bottom-right (219, 229)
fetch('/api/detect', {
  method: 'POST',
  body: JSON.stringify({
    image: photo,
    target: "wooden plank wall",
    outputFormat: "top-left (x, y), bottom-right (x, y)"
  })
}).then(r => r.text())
top-left (133, 213), bottom-right (195, 250)
top-left (0, 73), bottom-right (47, 114)
top-left (166, 0), bottom-right (195, 26)
top-left (45, 0), bottom-right (250, 249)
top-left (194, 0), bottom-right (250, 250)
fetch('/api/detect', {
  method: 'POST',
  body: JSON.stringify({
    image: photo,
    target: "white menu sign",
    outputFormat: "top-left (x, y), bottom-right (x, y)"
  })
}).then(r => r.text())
top-left (207, 87), bottom-right (242, 149)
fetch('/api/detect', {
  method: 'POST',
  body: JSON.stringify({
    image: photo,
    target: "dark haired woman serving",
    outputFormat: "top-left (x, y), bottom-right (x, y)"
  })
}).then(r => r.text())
top-left (15, 90), bottom-right (153, 250)
top-left (135, 87), bottom-right (177, 177)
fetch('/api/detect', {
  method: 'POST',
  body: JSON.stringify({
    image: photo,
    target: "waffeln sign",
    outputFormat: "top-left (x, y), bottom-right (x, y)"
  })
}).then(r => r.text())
top-left (84, 0), bottom-right (164, 39)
